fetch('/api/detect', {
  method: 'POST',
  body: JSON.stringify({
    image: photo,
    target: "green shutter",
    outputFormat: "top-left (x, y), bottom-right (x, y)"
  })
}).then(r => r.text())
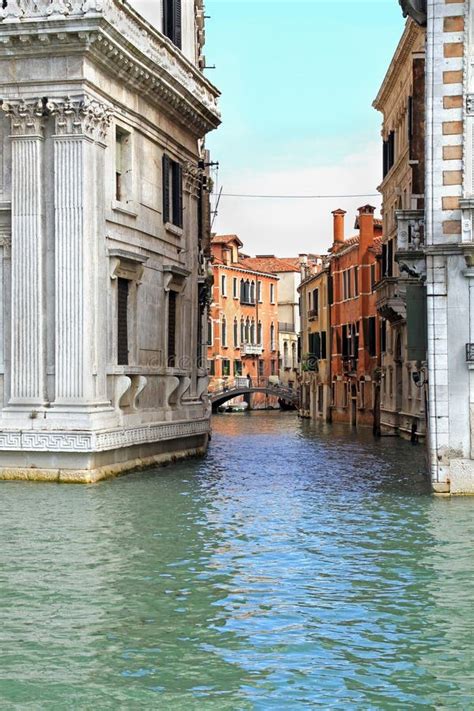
top-left (406, 283), bottom-right (427, 361)
top-left (162, 154), bottom-right (170, 223)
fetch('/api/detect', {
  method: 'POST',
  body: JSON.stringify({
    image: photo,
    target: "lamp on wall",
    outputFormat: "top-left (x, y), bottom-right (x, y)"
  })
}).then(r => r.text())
top-left (399, 0), bottom-right (427, 26)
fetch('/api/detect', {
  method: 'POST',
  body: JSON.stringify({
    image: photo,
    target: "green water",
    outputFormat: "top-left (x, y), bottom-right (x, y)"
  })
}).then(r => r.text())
top-left (0, 413), bottom-right (473, 710)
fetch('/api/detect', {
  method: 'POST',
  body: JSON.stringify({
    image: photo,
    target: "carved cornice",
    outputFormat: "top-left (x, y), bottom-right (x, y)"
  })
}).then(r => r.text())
top-left (48, 95), bottom-right (113, 141)
top-left (0, 0), bottom-right (221, 136)
top-left (1, 98), bottom-right (46, 136)
top-left (373, 19), bottom-right (425, 113)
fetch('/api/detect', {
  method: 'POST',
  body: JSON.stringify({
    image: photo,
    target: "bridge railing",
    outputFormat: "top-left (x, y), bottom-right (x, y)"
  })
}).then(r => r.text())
top-left (209, 376), bottom-right (299, 401)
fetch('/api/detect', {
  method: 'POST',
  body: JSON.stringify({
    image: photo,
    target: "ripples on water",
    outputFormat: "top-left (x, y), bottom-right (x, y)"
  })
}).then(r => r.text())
top-left (0, 412), bottom-right (473, 710)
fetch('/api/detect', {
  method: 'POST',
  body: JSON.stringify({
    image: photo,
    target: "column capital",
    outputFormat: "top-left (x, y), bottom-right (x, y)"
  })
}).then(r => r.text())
top-left (183, 161), bottom-right (203, 198)
top-left (48, 96), bottom-right (113, 143)
top-left (1, 98), bottom-right (46, 137)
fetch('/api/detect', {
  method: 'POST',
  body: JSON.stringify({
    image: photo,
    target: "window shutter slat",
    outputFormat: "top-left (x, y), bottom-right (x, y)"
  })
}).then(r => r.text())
top-left (173, 0), bottom-right (182, 49)
top-left (117, 278), bottom-right (129, 365)
top-left (162, 153), bottom-right (170, 224)
top-left (168, 291), bottom-right (177, 367)
top-left (171, 161), bottom-right (183, 228)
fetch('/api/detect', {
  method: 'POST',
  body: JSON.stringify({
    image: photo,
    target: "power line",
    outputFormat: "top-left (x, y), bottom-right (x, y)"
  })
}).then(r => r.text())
top-left (216, 192), bottom-right (380, 200)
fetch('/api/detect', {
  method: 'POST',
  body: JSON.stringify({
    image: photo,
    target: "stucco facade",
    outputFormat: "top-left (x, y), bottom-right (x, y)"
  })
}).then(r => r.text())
top-left (330, 207), bottom-right (382, 429)
top-left (238, 256), bottom-right (303, 389)
top-left (298, 263), bottom-right (331, 421)
top-left (373, 19), bottom-right (427, 442)
top-left (0, 0), bottom-right (220, 482)
top-left (207, 236), bottom-right (279, 407)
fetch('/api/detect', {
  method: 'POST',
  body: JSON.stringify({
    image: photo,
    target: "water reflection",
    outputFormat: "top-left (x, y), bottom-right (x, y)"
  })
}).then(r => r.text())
top-left (0, 412), bottom-right (472, 709)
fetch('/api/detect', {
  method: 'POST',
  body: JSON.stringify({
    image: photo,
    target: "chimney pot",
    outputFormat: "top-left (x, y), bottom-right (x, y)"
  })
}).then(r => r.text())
top-left (332, 208), bottom-right (346, 245)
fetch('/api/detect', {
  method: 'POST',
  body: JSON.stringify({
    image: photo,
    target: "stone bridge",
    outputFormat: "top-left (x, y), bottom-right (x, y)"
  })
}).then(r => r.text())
top-left (210, 378), bottom-right (299, 411)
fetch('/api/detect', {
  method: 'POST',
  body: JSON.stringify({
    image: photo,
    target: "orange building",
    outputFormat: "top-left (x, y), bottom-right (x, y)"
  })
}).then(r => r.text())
top-left (208, 236), bottom-right (279, 404)
top-left (330, 206), bottom-right (382, 429)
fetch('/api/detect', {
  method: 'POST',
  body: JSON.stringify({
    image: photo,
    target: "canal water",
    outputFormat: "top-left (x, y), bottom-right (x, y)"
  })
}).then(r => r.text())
top-left (0, 413), bottom-right (473, 710)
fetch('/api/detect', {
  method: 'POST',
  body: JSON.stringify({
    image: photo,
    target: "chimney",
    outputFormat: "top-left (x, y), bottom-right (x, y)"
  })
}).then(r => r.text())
top-left (299, 253), bottom-right (308, 280)
top-left (332, 209), bottom-right (346, 249)
top-left (357, 204), bottom-right (376, 256)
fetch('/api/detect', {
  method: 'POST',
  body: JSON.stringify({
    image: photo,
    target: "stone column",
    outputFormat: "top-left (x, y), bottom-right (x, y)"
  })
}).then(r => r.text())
top-left (2, 100), bottom-right (46, 405)
top-left (49, 97), bottom-right (112, 407)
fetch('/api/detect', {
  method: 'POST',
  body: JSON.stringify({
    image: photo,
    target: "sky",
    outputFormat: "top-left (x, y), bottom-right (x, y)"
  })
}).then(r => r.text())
top-left (203, 0), bottom-right (406, 256)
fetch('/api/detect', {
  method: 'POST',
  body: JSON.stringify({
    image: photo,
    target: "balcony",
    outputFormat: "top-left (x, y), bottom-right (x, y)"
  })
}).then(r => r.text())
top-left (241, 344), bottom-right (263, 356)
top-left (375, 277), bottom-right (406, 324)
top-left (279, 322), bottom-right (296, 333)
top-left (308, 309), bottom-right (319, 321)
top-left (342, 356), bottom-right (358, 374)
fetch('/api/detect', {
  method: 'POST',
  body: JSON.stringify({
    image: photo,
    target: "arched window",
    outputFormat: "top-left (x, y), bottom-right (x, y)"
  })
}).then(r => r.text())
top-left (245, 318), bottom-right (250, 343)
top-left (221, 316), bottom-right (227, 347)
top-left (250, 320), bottom-right (255, 345)
top-left (250, 281), bottom-right (255, 304)
top-left (270, 323), bottom-right (275, 351)
top-left (257, 321), bottom-right (262, 345)
top-left (291, 341), bottom-right (296, 368)
top-left (233, 318), bottom-right (238, 347)
top-left (221, 274), bottom-right (226, 296)
top-left (240, 279), bottom-right (245, 302)
top-left (283, 341), bottom-right (289, 368)
top-left (240, 318), bottom-right (245, 344)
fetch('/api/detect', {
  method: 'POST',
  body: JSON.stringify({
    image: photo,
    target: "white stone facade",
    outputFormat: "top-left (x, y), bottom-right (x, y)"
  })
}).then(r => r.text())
top-left (425, 0), bottom-right (474, 493)
top-left (0, 0), bottom-right (220, 481)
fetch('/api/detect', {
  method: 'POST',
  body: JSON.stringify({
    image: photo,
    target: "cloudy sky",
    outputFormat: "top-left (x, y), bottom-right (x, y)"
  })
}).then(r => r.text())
top-left (204, 0), bottom-right (406, 256)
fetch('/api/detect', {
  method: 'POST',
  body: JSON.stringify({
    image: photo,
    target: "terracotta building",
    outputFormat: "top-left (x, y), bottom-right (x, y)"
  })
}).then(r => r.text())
top-left (208, 236), bottom-right (279, 405)
top-left (299, 259), bottom-right (331, 421)
top-left (373, 18), bottom-right (427, 442)
top-left (330, 206), bottom-right (383, 429)
top-left (238, 255), bottom-right (303, 389)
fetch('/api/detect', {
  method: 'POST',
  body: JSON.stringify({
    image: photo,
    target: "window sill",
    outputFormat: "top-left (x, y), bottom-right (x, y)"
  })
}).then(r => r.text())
top-left (112, 199), bottom-right (138, 218)
top-left (165, 222), bottom-right (184, 238)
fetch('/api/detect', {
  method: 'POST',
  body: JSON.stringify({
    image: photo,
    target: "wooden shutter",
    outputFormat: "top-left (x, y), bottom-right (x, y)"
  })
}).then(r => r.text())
top-left (162, 154), bottom-right (170, 223)
top-left (173, 0), bottom-right (182, 49)
top-left (117, 278), bottom-right (129, 365)
top-left (172, 161), bottom-right (183, 228)
top-left (388, 239), bottom-right (394, 277)
top-left (168, 291), bottom-right (177, 367)
top-left (406, 283), bottom-right (427, 361)
top-left (321, 331), bottom-right (327, 360)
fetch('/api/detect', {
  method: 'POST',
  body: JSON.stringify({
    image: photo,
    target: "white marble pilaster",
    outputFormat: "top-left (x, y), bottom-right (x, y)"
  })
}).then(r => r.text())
top-left (2, 100), bottom-right (46, 405)
top-left (50, 97), bottom-right (112, 406)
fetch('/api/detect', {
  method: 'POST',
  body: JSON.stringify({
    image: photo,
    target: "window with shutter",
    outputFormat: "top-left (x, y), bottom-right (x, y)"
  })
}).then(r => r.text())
top-left (162, 155), bottom-right (183, 228)
top-left (117, 278), bottom-right (129, 365)
top-left (163, 0), bottom-right (182, 49)
top-left (168, 291), bottom-right (177, 367)
top-left (321, 331), bottom-right (327, 360)
top-left (162, 154), bottom-right (170, 224)
top-left (172, 161), bottom-right (183, 228)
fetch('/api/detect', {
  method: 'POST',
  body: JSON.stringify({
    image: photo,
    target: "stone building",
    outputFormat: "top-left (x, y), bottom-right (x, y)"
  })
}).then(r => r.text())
top-left (373, 18), bottom-right (427, 442)
top-left (207, 236), bottom-right (279, 406)
top-left (0, 0), bottom-right (220, 482)
top-left (298, 259), bottom-right (331, 421)
top-left (330, 207), bottom-right (382, 429)
top-left (400, 0), bottom-right (474, 493)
